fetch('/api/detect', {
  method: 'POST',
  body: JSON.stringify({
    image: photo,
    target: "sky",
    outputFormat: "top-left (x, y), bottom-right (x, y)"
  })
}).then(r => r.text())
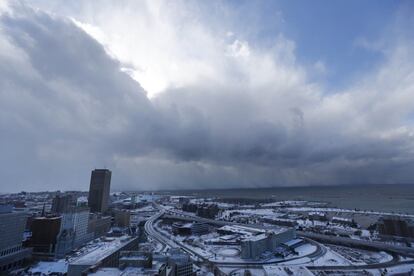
top-left (0, 0), bottom-right (414, 192)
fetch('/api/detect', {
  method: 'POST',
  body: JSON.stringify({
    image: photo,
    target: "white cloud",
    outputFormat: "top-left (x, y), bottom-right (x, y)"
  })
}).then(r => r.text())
top-left (227, 39), bottom-right (250, 58)
top-left (313, 60), bottom-right (327, 75)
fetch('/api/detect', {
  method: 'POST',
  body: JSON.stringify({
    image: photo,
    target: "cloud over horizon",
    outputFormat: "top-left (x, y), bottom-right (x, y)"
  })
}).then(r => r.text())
top-left (1, 1), bottom-right (414, 192)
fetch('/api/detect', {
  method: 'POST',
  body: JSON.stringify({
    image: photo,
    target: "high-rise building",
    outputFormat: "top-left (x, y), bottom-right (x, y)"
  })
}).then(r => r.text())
top-left (73, 207), bottom-right (94, 247)
top-left (51, 207), bottom-right (94, 258)
top-left (88, 169), bottom-right (111, 213)
top-left (55, 212), bottom-right (76, 258)
top-left (0, 205), bottom-right (32, 273)
top-left (30, 216), bottom-right (61, 259)
top-left (51, 193), bottom-right (73, 214)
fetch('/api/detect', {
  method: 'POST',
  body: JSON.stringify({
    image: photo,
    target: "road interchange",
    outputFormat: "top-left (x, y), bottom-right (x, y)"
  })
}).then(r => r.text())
top-left (144, 203), bottom-right (414, 271)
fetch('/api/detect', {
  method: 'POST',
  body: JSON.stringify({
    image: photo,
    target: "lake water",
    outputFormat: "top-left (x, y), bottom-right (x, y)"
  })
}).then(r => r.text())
top-left (163, 184), bottom-right (414, 215)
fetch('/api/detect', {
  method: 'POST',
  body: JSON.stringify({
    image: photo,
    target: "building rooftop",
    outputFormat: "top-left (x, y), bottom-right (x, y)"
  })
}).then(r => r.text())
top-left (332, 216), bottom-right (352, 222)
top-left (263, 265), bottom-right (314, 276)
top-left (243, 233), bottom-right (268, 242)
top-left (29, 261), bottom-right (68, 275)
top-left (70, 236), bottom-right (134, 266)
top-left (88, 267), bottom-right (157, 276)
top-left (282, 238), bottom-right (303, 247)
top-left (219, 224), bottom-right (290, 237)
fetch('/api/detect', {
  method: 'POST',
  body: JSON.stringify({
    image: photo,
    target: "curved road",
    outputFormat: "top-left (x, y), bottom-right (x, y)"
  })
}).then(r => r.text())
top-left (146, 204), bottom-right (414, 271)
top-left (145, 207), bottom-right (326, 267)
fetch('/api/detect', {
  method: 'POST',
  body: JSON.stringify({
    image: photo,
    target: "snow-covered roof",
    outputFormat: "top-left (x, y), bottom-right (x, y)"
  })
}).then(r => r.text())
top-left (263, 265), bottom-right (314, 276)
top-left (282, 238), bottom-right (303, 247)
top-left (332, 216), bottom-right (352, 222)
top-left (29, 261), bottom-right (68, 275)
top-left (243, 233), bottom-right (267, 242)
top-left (70, 236), bottom-right (134, 265)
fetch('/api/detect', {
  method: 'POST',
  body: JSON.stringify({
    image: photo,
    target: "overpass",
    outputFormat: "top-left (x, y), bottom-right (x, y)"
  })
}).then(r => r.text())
top-left (161, 205), bottom-right (414, 258)
top-left (146, 204), bottom-right (414, 270)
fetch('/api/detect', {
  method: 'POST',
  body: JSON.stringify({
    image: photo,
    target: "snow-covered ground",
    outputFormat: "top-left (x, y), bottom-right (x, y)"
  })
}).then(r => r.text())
top-left (327, 245), bottom-right (393, 265)
top-left (28, 260), bottom-right (68, 275)
top-left (311, 245), bottom-right (352, 266)
top-left (220, 208), bottom-right (283, 218)
top-left (295, 244), bottom-right (318, 256)
top-left (285, 207), bottom-right (414, 218)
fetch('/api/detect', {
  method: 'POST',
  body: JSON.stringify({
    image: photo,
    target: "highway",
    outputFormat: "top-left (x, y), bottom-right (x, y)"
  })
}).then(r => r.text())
top-left (145, 204), bottom-right (327, 267)
top-left (161, 204), bottom-right (414, 259)
top-left (144, 209), bottom-right (211, 262)
top-left (147, 203), bottom-right (414, 271)
top-left (299, 231), bottom-right (414, 258)
top-left (144, 210), bottom-right (176, 248)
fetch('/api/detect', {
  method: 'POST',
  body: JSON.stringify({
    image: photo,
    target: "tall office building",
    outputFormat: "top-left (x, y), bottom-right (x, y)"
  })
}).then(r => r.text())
top-left (56, 207), bottom-right (94, 258)
top-left (88, 169), bottom-right (111, 213)
top-left (0, 205), bottom-right (32, 272)
top-left (30, 216), bottom-right (62, 259)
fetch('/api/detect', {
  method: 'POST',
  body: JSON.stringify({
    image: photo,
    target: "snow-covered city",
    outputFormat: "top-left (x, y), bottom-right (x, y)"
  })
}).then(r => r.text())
top-left (1, 170), bottom-right (414, 275)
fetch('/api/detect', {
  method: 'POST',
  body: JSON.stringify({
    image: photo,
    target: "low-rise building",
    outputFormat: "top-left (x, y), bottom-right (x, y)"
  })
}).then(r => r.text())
top-left (159, 248), bottom-right (195, 276)
top-left (263, 265), bottom-right (314, 276)
top-left (172, 222), bottom-right (209, 236)
top-left (239, 227), bottom-right (296, 260)
top-left (377, 216), bottom-right (414, 239)
top-left (114, 209), bottom-right (131, 228)
top-left (196, 204), bottom-right (219, 219)
top-left (119, 251), bottom-right (152, 268)
top-left (88, 214), bottom-right (111, 239)
top-left (332, 216), bottom-right (355, 227)
top-left (308, 212), bottom-right (327, 221)
top-left (261, 217), bottom-right (297, 227)
top-left (67, 236), bottom-right (138, 276)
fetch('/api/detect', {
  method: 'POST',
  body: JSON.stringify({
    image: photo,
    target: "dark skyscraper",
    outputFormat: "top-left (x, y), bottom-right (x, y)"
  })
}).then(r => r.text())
top-left (88, 169), bottom-right (111, 213)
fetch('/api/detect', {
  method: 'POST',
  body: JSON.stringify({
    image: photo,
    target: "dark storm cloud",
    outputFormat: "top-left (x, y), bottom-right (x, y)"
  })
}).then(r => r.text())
top-left (0, 5), bottom-right (155, 191)
top-left (1, 3), bottom-right (414, 192)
